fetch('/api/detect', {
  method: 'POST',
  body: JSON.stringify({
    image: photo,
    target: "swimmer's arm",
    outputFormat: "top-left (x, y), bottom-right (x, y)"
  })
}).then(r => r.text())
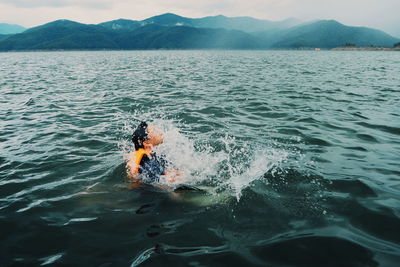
top-left (126, 152), bottom-right (139, 179)
top-left (162, 168), bottom-right (183, 184)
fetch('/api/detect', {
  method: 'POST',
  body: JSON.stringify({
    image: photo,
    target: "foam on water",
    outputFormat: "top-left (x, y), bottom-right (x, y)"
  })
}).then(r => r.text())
top-left (119, 116), bottom-right (289, 201)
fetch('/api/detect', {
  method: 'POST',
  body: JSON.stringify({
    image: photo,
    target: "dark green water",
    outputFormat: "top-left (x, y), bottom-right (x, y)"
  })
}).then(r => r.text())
top-left (1, 51), bottom-right (399, 266)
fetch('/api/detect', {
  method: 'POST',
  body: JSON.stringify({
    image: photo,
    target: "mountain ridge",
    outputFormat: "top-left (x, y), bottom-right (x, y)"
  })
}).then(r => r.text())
top-left (269, 20), bottom-right (399, 48)
top-left (0, 13), bottom-right (398, 51)
top-left (99, 13), bottom-right (303, 33)
top-left (0, 23), bottom-right (26, 34)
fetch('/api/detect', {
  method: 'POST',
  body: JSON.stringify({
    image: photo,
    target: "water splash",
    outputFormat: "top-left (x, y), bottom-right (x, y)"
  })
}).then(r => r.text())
top-left (119, 116), bottom-right (289, 201)
top-left (223, 148), bottom-right (289, 201)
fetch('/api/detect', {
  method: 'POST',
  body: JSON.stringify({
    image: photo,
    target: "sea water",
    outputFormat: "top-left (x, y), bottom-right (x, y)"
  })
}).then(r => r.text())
top-left (0, 50), bottom-right (399, 266)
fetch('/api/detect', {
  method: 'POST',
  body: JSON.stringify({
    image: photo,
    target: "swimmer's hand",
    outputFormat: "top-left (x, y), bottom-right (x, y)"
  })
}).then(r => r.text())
top-left (162, 168), bottom-right (182, 184)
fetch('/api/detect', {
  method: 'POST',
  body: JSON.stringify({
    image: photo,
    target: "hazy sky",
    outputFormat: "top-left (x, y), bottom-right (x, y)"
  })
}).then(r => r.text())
top-left (0, 0), bottom-right (399, 37)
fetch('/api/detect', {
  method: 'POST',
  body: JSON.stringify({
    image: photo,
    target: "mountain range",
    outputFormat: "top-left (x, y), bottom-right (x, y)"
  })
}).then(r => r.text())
top-left (0, 23), bottom-right (26, 35)
top-left (0, 13), bottom-right (398, 51)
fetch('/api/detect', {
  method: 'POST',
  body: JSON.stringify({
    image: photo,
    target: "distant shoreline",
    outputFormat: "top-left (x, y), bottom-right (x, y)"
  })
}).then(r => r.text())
top-left (331, 46), bottom-right (400, 51)
top-left (1, 47), bottom-right (400, 53)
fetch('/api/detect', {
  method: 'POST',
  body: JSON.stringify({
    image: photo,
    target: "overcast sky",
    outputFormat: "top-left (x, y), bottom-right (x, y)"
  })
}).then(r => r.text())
top-left (1, 0), bottom-right (399, 37)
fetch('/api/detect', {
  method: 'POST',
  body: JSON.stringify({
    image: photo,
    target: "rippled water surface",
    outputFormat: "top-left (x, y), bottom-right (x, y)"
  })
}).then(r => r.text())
top-left (1, 51), bottom-right (400, 266)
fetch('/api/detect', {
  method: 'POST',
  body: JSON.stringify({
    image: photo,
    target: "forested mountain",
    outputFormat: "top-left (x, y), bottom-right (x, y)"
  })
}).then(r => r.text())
top-left (0, 23), bottom-right (26, 34)
top-left (0, 13), bottom-right (398, 51)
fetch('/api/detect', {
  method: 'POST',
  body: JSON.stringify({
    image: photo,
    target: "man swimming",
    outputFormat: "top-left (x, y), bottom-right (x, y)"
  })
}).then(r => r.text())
top-left (126, 121), bottom-right (180, 186)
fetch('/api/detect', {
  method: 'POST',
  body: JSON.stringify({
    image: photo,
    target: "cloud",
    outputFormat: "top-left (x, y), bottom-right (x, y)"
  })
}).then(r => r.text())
top-left (0, 0), bottom-right (111, 9)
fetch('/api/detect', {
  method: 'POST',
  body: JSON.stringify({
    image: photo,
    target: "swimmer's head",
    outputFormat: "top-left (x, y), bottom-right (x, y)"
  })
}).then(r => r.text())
top-left (131, 122), bottom-right (164, 150)
top-left (145, 125), bottom-right (164, 147)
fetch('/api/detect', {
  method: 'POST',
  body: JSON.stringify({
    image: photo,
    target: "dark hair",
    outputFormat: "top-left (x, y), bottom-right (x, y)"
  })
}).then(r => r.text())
top-left (131, 121), bottom-right (148, 150)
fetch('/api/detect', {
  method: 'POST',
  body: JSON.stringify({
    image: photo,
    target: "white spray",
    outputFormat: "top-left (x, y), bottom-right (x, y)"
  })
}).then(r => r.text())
top-left (119, 117), bottom-right (288, 202)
